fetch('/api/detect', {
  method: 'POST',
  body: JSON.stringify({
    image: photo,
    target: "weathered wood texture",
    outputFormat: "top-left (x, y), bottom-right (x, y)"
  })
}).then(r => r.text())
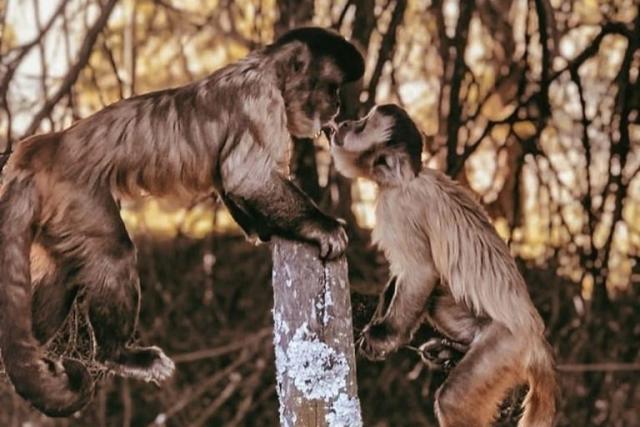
top-left (271, 238), bottom-right (362, 427)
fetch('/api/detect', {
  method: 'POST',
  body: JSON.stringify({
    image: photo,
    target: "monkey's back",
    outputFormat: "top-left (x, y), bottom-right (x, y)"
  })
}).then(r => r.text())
top-left (9, 53), bottom-right (286, 203)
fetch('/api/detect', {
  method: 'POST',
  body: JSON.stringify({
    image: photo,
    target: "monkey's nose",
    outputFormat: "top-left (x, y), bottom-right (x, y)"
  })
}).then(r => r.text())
top-left (338, 121), bottom-right (352, 132)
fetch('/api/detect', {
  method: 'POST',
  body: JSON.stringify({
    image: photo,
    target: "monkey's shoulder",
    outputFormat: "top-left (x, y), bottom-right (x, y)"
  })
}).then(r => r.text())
top-left (373, 169), bottom-right (496, 247)
top-left (410, 170), bottom-right (493, 225)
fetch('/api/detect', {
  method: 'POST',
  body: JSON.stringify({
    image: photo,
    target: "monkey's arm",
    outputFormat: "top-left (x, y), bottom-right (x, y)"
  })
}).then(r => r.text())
top-left (359, 271), bottom-right (438, 360)
top-left (220, 193), bottom-right (273, 243)
top-left (220, 133), bottom-right (346, 260)
top-left (228, 171), bottom-right (346, 259)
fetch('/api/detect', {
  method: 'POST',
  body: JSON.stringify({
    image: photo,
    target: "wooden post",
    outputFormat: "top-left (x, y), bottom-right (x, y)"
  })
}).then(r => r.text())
top-left (271, 238), bottom-right (362, 427)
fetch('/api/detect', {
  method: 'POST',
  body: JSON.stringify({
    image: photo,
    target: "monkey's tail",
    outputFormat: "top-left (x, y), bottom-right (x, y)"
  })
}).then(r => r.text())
top-left (0, 176), bottom-right (93, 417)
top-left (519, 337), bottom-right (557, 427)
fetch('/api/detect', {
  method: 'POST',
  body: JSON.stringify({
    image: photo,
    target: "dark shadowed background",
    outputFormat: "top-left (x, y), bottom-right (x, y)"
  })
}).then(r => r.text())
top-left (0, 0), bottom-right (638, 426)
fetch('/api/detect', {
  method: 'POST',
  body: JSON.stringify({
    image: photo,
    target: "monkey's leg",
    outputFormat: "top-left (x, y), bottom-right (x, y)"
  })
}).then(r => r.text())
top-left (47, 193), bottom-right (174, 384)
top-left (417, 291), bottom-right (478, 370)
top-left (435, 321), bottom-right (526, 427)
top-left (31, 246), bottom-right (79, 344)
top-left (359, 271), bottom-right (438, 360)
top-left (82, 233), bottom-right (174, 384)
top-left (425, 290), bottom-right (479, 346)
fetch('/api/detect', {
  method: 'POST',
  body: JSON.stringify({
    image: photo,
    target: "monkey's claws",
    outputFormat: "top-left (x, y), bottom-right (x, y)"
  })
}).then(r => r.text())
top-left (314, 222), bottom-right (348, 260)
top-left (300, 219), bottom-right (348, 260)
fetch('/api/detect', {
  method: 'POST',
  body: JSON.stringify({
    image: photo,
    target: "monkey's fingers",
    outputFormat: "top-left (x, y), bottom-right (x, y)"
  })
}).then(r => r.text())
top-left (319, 239), bottom-right (331, 259)
top-left (417, 339), bottom-right (450, 369)
top-left (440, 338), bottom-right (469, 353)
top-left (357, 337), bottom-right (388, 361)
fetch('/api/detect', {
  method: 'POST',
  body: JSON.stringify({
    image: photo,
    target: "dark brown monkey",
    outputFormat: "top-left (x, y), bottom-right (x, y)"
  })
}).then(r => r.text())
top-left (0, 27), bottom-right (364, 417)
top-left (329, 104), bottom-right (556, 427)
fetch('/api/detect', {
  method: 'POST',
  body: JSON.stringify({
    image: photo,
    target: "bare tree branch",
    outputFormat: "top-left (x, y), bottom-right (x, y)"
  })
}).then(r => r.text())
top-left (445, 0), bottom-right (475, 176)
top-left (0, 0), bottom-right (68, 95)
top-left (22, 0), bottom-right (118, 138)
top-left (364, 0), bottom-right (406, 111)
top-left (593, 9), bottom-right (640, 309)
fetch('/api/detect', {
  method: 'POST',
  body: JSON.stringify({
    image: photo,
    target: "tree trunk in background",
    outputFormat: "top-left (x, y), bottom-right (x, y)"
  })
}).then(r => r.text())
top-left (329, 0), bottom-right (376, 229)
top-left (271, 239), bottom-right (362, 427)
top-left (275, 0), bottom-right (321, 202)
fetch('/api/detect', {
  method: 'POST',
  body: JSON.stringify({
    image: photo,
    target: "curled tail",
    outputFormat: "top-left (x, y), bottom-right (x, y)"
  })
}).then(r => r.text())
top-left (519, 338), bottom-right (557, 427)
top-left (0, 176), bottom-right (93, 417)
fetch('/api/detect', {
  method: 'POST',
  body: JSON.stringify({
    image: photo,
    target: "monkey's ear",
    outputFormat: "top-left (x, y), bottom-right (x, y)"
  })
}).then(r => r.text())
top-left (372, 153), bottom-right (399, 176)
top-left (274, 42), bottom-right (310, 79)
top-left (288, 53), bottom-right (308, 74)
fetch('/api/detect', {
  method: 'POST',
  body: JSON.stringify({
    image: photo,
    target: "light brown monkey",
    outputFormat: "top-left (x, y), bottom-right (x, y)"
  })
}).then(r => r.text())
top-left (330, 104), bottom-right (557, 427)
top-left (0, 27), bottom-right (364, 417)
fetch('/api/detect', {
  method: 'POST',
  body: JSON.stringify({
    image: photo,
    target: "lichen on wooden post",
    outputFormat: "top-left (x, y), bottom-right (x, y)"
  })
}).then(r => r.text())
top-left (271, 238), bottom-right (362, 427)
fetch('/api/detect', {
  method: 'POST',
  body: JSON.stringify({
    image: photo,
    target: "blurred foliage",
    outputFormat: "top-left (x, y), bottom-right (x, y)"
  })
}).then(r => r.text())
top-left (1, 0), bottom-right (639, 425)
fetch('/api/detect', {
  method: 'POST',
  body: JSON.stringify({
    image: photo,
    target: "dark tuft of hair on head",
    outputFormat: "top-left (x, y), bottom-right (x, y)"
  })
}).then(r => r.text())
top-left (271, 27), bottom-right (365, 83)
top-left (377, 104), bottom-right (424, 175)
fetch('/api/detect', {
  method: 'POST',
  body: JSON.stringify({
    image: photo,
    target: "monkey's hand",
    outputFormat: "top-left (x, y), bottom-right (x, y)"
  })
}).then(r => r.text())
top-left (357, 321), bottom-right (406, 361)
top-left (300, 216), bottom-right (348, 260)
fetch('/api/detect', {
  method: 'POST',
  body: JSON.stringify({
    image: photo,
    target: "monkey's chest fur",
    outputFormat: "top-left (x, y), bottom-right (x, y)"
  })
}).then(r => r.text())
top-left (372, 184), bottom-right (435, 280)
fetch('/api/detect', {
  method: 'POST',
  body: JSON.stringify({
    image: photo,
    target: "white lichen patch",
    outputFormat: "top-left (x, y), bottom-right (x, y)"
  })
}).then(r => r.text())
top-left (326, 392), bottom-right (363, 427)
top-left (273, 315), bottom-right (363, 426)
top-left (273, 310), bottom-right (289, 426)
top-left (285, 323), bottom-right (348, 401)
top-left (271, 244), bottom-right (362, 427)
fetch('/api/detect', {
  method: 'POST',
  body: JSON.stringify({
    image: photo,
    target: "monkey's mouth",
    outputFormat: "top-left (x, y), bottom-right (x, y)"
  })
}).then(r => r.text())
top-left (322, 120), bottom-right (339, 142)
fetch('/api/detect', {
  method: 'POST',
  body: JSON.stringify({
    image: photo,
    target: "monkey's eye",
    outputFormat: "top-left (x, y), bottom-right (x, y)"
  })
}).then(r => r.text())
top-left (327, 83), bottom-right (339, 95)
top-left (373, 155), bottom-right (386, 167)
top-left (291, 58), bottom-right (305, 73)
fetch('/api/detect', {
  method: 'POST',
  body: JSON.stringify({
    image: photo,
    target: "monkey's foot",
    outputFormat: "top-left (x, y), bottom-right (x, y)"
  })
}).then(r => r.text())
top-left (358, 322), bottom-right (405, 361)
top-left (107, 346), bottom-right (175, 385)
top-left (418, 338), bottom-right (466, 371)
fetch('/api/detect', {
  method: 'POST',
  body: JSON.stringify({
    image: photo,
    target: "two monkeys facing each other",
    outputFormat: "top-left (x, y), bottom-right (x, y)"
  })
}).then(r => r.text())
top-left (0, 25), bottom-right (556, 426)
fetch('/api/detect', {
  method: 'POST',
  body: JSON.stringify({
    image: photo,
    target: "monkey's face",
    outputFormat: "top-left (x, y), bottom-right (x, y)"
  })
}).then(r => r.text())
top-left (330, 104), bottom-right (423, 185)
top-left (282, 54), bottom-right (346, 139)
top-left (271, 28), bottom-right (364, 139)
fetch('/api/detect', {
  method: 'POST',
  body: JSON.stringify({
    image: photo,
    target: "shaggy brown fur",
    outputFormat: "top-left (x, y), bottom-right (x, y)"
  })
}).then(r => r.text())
top-left (331, 104), bottom-right (557, 427)
top-left (0, 27), bottom-right (364, 417)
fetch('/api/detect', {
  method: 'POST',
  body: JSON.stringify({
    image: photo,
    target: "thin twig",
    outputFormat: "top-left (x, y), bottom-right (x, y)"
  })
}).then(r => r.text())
top-left (189, 373), bottom-right (243, 427)
top-left (171, 328), bottom-right (270, 363)
top-left (149, 351), bottom-right (252, 426)
top-left (364, 0), bottom-right (407, 111)
top-left (225, 359), bottom-right (268, 427)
